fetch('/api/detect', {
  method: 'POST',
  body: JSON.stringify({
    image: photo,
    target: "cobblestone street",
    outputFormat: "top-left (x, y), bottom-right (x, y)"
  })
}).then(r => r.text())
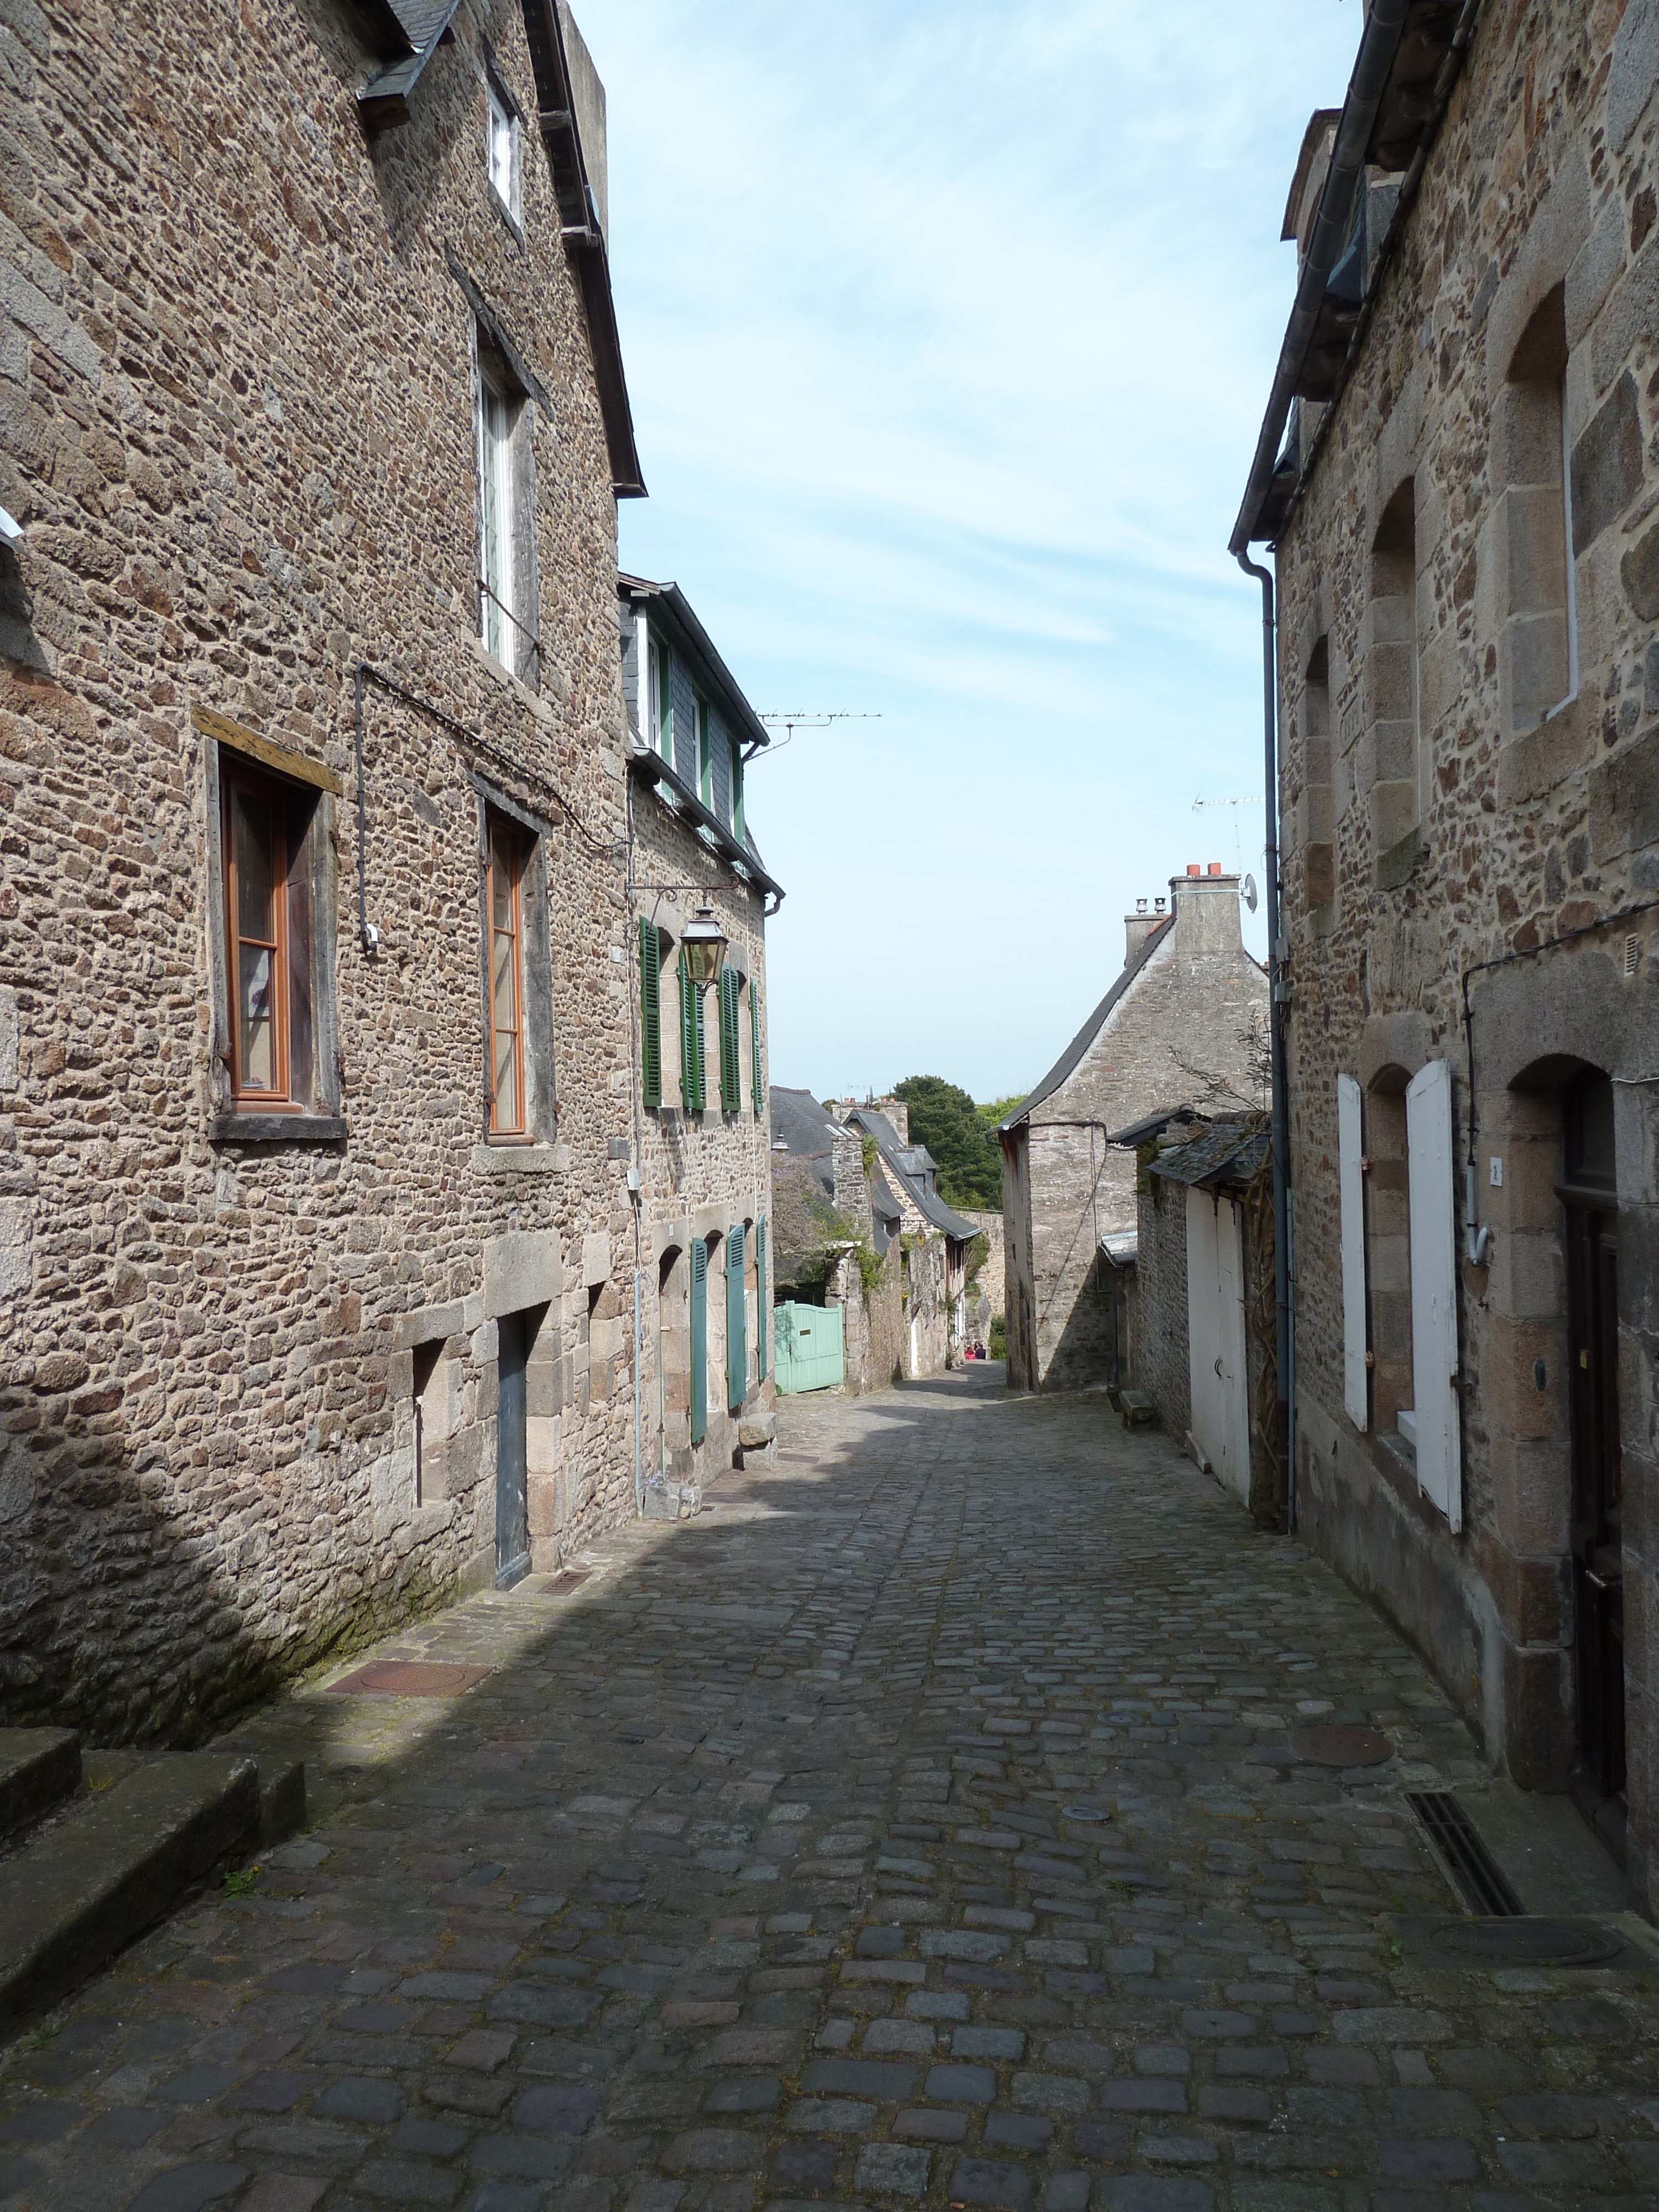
top-left (4, 1369), bottom-right (1659, 2212)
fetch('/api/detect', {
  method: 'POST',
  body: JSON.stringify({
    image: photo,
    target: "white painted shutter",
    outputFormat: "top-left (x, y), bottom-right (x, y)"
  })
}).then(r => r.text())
top-left (1406, 1058), bottom-right (1462, 1530)
top-left (1338, 1074), bottom-right (1369, 1432)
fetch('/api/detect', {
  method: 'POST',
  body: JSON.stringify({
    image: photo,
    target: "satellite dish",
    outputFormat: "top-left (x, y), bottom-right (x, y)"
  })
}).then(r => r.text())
top-left (1241, 874), bottom-right (1259, 913)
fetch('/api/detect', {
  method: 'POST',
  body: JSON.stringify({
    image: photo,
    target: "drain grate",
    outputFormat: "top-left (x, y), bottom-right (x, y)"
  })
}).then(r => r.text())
top-left (1407, 1789), bottom-right (1525, 1916)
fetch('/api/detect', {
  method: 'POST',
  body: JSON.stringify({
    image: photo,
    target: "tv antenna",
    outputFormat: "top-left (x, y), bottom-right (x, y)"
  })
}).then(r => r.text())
top-left (1191, 792), bottom-right (1261, 878)
top-left (755, 711), bottom-right (881, 755)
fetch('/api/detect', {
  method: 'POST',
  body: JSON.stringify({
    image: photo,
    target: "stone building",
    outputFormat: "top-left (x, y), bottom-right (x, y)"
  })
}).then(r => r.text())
top-left (768, 1087), bottom-right (903, 1397)
top-left (837, 1102), bottom-right (980, 1379)
top-left (998, 868), bottom-right (1269, 1392)
top-left (617, 577), bottom-right (780, 1504)
top-left (0, 0), bottom-right (662, 1740)
top-left (1233, 0), bottom-right (1659, 1893)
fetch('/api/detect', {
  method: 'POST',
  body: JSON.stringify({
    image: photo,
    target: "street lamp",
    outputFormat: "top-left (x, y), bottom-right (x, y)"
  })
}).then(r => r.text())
top-left (680, 905), bottom-right (728, 987)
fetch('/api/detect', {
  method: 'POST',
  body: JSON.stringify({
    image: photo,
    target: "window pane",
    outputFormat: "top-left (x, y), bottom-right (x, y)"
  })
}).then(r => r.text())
top-left (491, 835), bottom-right (515, 931)
top-left (493, 1025), bottom-right (519, 1129)
top-left (492, 925), bottom-right (515, 1034)
top-left (238, 943), bottom-right (276, 1091)
top-left (488, 96), bottom-right (512, 200)
top-left (234, 789), bottom-right (275, 942)
top-left (481, 384), bottom-right (510, 661)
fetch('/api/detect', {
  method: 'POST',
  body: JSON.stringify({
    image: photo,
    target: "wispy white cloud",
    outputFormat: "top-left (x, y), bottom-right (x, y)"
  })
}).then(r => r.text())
top-left (579, 0), bottom-right (1359, 1098)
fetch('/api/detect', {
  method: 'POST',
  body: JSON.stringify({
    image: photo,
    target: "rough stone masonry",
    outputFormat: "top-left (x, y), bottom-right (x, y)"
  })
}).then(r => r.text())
top-left (0, 0), bottom-right (652, 1741)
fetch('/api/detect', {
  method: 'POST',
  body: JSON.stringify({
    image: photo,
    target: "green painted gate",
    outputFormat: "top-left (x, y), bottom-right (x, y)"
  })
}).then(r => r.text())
top-left (773, 1301), bottom-right (844, 1394)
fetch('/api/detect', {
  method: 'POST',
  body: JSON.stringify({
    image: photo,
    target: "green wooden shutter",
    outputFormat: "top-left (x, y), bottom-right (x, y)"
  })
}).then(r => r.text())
top-left (750, 980), bottom-right (763, 1115)
top-left (727, 1224), bottom-right (747, 1410)
top-left (719, 968), bottom-right (741, 1112)
top-left (755, 1217), bottom-right (767, 1382)
top-left (680, 951), bottom-right (705, 1113)
top-left (690, 1237), bottom-right (707, 1443)
top-left (692, 967), bottom-right (706, 1110)
top-left (639, 919), bottom-right (661, 1111)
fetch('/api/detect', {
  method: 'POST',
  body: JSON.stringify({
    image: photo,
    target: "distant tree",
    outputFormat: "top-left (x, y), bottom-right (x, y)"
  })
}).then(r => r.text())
top-left (892, 1076), bottom-right (1004, 1211)
top-left (975, 1094), bottom-right (1025, 1131)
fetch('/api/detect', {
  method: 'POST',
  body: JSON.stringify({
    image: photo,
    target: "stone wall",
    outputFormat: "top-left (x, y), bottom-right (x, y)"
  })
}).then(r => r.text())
top-left (0, 0), bottom-right (645, 1739)
top-left (1271, 0), bottom-right (1659, 1900)
top-left (1135, 1169), bottom-right (1191, 1447)
top-left (959, 1207), bottom-right (1005, 1325)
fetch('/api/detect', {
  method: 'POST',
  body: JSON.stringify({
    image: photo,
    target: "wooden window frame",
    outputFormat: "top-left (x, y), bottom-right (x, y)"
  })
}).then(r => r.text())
top-left (487, 815), bottom-right (530, 1141)
top-left (485, 72), bottom-right (520, 225)
top-left (696, 695), bottom-right (712, 810)
top-left (222, 760), bottom-right (296, 1111)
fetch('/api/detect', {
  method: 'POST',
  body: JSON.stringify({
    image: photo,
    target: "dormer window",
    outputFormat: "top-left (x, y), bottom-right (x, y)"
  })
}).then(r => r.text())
top-left (486, 72), bottom-right (520, 227)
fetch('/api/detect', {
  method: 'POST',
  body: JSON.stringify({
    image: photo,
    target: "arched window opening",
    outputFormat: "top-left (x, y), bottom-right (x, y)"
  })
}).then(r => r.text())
top-left (1364, 481), bottom-right (1420, 857)
top-left (1501, 284), bottom-right (1575, 730)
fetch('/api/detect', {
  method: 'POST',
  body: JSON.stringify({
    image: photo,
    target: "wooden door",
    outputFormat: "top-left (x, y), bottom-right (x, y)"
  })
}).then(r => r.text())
top-left (1562, 1071), bottom-right (1623, 1811)
top-left (495, 1310), bottom-right (530, 1588)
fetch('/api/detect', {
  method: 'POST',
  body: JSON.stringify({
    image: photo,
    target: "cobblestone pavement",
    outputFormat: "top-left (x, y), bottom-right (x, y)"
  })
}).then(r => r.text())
top-left (4, 1368), bottom-right (1659, 2212)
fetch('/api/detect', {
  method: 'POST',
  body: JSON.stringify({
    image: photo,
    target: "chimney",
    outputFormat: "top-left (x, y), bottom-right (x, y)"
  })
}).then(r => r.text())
top-left (1170, 865), bottom-right (1244, 953)
top-left (1124, 896), bottom-right (1160, 964)
top-left (877, 1097), bottom-right (909, 1145)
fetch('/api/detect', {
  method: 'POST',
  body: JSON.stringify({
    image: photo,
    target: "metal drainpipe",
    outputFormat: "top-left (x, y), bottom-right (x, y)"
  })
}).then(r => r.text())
top-left (1237, 549), bottom-right (1296, 1532)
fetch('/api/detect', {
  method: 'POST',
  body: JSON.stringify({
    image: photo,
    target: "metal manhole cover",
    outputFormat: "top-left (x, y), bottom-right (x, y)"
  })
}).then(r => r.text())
top-left (1429, 1918), bottom-right (1624, 1968)
top-left (1291, 1724), bottom-right (1392, 1767)
top-left (327, 1660), bottom-right (493, 1697)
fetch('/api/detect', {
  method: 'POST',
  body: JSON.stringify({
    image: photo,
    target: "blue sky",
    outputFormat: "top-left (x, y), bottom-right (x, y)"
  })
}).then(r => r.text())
top-left (583, 2), bottom-right (1360, 1103)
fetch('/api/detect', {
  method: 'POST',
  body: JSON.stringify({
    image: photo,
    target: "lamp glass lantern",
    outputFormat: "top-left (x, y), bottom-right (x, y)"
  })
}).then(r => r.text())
top-left (680, 905), bottom-right (728, 988)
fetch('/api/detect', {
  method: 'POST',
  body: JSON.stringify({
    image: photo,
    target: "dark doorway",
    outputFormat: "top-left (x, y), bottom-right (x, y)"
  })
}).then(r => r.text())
top-left (1560, 1069), bottom-right (1624, 1854)
top-left (495, 1309), bottom-right (532, 1589)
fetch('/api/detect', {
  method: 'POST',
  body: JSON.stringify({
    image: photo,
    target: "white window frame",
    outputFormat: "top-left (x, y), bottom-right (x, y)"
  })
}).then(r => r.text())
top-left (478, 371), bottom-right (513, 669)
top-left (486, 76), bottom-right (520, 225)
top-left (1337, 1073), bottom-right (1369, 1432)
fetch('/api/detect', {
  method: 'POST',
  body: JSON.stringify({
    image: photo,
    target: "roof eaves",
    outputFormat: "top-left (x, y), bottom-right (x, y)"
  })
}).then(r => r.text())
top-left (357, 0), bottom-right (462, 127)
top-left (628, 747), bottom-right (785, 903)
top-left (519, 0), bottom-right (645, 498)
top-left (1231, 0), bottom-right (1477, 554)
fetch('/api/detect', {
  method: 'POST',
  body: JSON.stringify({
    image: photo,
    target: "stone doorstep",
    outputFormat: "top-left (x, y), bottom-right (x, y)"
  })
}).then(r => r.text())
top-left (0, 1724), bottom-right (81, 1843)
top-left (0, 1747), bottom-right (303, 2042)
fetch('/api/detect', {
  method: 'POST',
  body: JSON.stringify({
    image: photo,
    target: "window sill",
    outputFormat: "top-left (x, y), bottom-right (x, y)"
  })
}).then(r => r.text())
top-left (209, 1113), bottom-right (347, 1146)
top-left (471, 1142), bottom-right (568, 1177)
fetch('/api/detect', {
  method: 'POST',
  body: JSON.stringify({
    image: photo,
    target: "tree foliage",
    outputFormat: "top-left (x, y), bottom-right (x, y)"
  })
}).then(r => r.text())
top-left (892, 1076), bottom-right (1004, 1210)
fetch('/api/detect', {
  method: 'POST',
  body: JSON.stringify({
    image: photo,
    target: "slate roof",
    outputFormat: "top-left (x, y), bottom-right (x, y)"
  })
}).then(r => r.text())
top-left (769, 1087), bottom-right (835, 1190)
top-left (1106, 1103), bottom-right (1205, 1150)
top-left (998, 917), bottom-right (1172, 1133)
top-left (1100, 1230), bottom-right (1139, 1270)
top-left (358, 0), bottom-right (463, 121)
top-left (848, 1109), bottom-right (981, 1244)
top-left (1150, 1121), bottom-right (1270, 1193)
top-left (869, 1167), bottom-right (904, 1257)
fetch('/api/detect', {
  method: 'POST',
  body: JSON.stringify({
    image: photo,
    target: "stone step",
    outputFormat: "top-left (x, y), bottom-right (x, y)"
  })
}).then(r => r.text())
top-left (0, 1754), bottom-right (260, 2039)
top-left (0, 1726), bottom-right (82, 1844)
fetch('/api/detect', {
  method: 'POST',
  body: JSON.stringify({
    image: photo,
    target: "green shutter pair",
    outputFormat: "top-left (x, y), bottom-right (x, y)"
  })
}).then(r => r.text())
top-left (690, 1237), bottom-right (707, 1444)
top-left (718, 968), bottom-right (742, 1113)
top-left (639, 919), bottom-right (661, 1110)
top-left (679, 951), bottom-right (706, 1112)
top-left (727, 1224), bottom-right (747, 1411)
